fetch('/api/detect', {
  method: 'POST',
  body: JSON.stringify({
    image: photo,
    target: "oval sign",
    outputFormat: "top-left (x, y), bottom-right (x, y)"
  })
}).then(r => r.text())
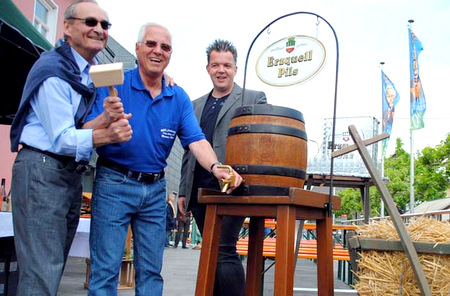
top-left (256, 35), bottom-right (326, 87)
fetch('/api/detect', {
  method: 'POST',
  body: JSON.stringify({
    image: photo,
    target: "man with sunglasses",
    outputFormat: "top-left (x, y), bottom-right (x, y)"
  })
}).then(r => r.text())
top-left (85, 23), bottom-right (243, 295)
top-left (9, 1), bottom-right (131, 295)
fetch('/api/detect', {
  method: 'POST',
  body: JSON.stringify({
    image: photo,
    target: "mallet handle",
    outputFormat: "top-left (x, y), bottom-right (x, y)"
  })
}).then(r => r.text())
top-left (108, 86), bottom-right (118, 97)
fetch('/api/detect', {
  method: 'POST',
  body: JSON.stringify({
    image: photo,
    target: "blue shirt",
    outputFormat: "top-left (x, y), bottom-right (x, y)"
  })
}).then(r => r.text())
top-left (87, 67), bottom-right (205, 173)
top-left (19, 48), bottom-right (94, 162)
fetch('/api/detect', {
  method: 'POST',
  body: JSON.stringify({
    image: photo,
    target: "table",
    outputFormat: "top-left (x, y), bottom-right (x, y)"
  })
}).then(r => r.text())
top-left (0, 212), bottom-right (91, 258)
top-left (0, 213), bottom-right (134, 290)
top-left (305, 174), bottom-right (374, 223)
top-left (195, 188), bottom-right (341, 296)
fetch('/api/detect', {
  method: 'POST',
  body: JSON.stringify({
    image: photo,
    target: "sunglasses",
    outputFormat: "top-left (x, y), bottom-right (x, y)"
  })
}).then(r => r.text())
top-left (140, 40), bottom-right (172, 53)
top-left (68, 17), bottom-right (112, 30)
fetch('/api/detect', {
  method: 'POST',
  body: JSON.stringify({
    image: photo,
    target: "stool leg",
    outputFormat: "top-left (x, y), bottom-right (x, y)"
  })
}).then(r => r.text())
top-left (195, 204), bottom-right (222, 296)
top-left (245, 217), bottom-right (265, 296)
top-left (274, 205), bottom-right (296, 296)
top-left (316, 214), bottom-right (334, 296)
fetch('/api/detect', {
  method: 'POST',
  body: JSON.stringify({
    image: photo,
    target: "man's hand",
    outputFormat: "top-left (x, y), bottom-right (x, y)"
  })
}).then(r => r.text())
top-left (83, 96), bottom-right (126, 130)
top-left (103, 96), bottom-right (125, 124)
top-left (163, 72), bottom-right (175, 87)
top-left (177, 196), bottom-right (187, 216)
top-left (106, 116), bottom-right (133, 143)
top-left (211, 166), bottom-right (243, 194)
top-left (92, 114), bottom-right (133, 147)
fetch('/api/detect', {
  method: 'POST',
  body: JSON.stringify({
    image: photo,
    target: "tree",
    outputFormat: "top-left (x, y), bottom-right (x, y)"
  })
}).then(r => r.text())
top-left (382, 138), bottom-right (411, 212)
top-left (335, 186), bottom-right (381, 218)
top-left (335, 134), bottom-right (450, 217)
top-left (415, 133), bottom-right (450, 202)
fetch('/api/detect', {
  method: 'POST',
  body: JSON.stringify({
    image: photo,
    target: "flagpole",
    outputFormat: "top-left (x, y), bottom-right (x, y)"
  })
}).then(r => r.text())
top-left (410, 130), bottom-right (415, 213)
top-left (408, 19), bottom-right (415, 214)
top-left (379, 61), bottom-right (385, 217)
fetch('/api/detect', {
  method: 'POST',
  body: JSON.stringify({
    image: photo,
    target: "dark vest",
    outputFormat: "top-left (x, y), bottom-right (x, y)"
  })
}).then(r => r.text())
top-left (10, 42), bottom-right (95, 152)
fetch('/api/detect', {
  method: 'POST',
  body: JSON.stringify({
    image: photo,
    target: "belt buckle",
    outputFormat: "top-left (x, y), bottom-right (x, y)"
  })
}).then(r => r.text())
top-left (135, 172), bottom-right (160, 183)
top-left (145, 172), bottom-right (157, 183)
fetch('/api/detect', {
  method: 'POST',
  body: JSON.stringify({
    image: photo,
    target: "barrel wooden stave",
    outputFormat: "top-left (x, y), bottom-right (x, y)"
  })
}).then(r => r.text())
top-left (226, 105), bottom-right (307, 191)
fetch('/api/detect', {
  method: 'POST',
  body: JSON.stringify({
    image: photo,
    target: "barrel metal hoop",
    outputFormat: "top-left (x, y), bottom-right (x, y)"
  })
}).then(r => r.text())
top-left (232, 104), bottom-right (305, 122)
top-left (228, 124), bottom-right (308, 140)
top-left (231, 185), bottom-right (291, 196)
top-left (233, 164), bottom-right (306, 180)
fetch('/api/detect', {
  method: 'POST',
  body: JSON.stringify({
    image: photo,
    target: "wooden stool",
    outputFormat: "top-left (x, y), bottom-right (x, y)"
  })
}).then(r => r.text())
top-left (84, 258), bottom-right (135, 289)
top-left (84, 226), bottom-right (135, 290)
top-left (195, 187), bottom-right (341, 296)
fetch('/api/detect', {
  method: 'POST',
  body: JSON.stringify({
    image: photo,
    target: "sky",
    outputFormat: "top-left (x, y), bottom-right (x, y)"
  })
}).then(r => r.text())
top-left (97, 0), bottom-right (450, 160)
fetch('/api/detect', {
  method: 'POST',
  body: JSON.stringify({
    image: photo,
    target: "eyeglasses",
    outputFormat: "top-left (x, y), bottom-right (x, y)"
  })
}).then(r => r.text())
top-left (140, 40), bottom-right (172, 53)
top-left (68, 17), bottom-right (112, 30)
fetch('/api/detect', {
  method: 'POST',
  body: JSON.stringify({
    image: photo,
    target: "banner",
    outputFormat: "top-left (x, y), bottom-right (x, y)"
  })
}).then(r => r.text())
top-left (381, 70), bottom-right (400, 157)
top-left (409, 28), bottom-right (426, 130)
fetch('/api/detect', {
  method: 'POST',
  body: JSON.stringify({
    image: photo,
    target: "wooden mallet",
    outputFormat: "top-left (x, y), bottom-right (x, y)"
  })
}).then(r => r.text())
top-left (89, 62), bottom-right (124, 96)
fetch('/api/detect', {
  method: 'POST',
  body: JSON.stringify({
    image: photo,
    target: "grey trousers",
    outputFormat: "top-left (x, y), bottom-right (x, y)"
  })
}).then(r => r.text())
top-left (11, 147), bottom-right (82, 296)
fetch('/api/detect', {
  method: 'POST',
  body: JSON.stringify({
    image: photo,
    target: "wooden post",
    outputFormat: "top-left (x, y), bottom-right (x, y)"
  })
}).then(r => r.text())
top-left (124, 225), bottom-right (132, 258)
top-left (245, 217), bottom-right (264, 296)
top-left (274, 205), bottom-right (296, 296)
top-left (195, 204), bottom-right (222, 296)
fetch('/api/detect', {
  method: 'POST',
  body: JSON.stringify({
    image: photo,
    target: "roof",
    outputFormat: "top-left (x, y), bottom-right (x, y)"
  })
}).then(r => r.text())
top-left (0, 0), bottom-right (52, 51)
top-left (408, 197), bottom-right (450, 214)
top-left (0, 0), bottom-right (52, 124)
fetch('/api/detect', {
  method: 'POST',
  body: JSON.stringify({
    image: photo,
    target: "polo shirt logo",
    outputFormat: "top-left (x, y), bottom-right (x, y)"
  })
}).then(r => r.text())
top-left (161, 128), bottom-right (176, 139)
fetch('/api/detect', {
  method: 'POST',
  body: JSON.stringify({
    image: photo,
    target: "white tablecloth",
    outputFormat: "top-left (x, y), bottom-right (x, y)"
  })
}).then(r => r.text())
top-left (0, 212), bottom-right (91, 258)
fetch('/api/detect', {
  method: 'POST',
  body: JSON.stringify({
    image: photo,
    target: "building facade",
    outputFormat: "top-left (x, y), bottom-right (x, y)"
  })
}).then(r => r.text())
top-left (0, 0), bottom-right (183, 199)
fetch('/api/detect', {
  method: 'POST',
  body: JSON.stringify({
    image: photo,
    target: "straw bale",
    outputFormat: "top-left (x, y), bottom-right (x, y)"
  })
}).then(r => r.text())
top-left (352, 217), bottom-right (450, 295)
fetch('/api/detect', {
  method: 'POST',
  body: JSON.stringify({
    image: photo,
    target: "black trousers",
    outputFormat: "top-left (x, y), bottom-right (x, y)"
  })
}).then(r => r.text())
top-left (174, 217), bottom-right (190, 247)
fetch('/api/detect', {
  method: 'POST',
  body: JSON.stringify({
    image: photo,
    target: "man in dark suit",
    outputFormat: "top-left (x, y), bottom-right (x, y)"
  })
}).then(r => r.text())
top-left (178, 39), bottom-right (266, 295)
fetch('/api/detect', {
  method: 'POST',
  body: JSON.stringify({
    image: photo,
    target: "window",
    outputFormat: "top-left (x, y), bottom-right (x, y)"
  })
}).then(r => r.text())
top-left (33, 0), bottom-right (58, 45)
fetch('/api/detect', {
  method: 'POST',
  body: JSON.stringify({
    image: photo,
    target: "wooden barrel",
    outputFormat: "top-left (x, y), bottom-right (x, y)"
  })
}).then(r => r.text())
top-left (226, 104), bottom-right (307, 195)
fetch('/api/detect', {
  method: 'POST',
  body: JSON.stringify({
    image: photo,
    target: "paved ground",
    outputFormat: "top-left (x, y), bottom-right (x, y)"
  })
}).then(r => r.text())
top-left (59, 245), bottom-right (356, 295)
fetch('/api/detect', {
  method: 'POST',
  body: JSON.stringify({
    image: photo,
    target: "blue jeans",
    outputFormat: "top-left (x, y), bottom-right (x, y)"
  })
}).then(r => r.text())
top-left (88, 166), bottom-right (166, 296)
top-left (11, 147), bottom-right (82, 295)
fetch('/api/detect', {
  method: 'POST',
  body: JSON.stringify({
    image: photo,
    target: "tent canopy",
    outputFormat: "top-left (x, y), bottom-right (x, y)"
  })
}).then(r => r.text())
top-left (0, 0), bottom-right (52, 125)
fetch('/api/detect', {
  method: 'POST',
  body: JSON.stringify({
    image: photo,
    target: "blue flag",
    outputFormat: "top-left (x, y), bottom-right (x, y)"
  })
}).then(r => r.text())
top-left (409, 28), bottom-right (426, 130)
top-left (381, 70), bottom-right (400, 157)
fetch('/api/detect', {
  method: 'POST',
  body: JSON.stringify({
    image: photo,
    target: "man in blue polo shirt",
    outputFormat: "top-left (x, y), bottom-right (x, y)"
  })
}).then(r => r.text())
top-left (85, 22), bottom-right (242, 296)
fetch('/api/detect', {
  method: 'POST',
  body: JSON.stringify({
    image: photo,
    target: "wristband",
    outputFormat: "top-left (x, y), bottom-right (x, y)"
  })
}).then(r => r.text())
top-left (210, 162), bottom-right (222, 173)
